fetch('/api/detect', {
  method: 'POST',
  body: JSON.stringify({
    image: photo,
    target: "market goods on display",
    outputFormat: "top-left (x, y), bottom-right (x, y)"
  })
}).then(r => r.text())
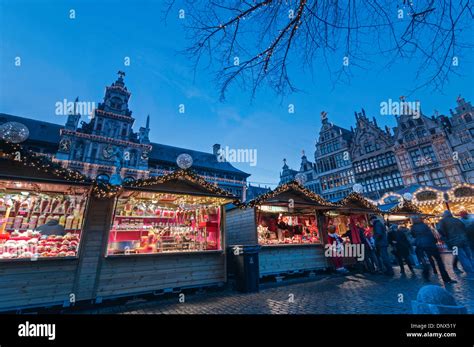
top-left (0, 190), bottom-right (86, 260)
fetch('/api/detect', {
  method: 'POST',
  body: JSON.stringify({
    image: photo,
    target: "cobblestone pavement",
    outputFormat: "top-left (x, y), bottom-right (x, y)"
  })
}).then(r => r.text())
top-left (77, 257), bottom-right (474, 314)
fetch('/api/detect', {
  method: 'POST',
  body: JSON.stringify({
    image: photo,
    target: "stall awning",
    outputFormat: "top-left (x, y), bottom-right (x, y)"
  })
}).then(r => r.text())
top-left (123, 169), bottom-right (238, 204)
top-left (245, 181), bottom-right (335, 209)
top-left (336, 192), bottom-right (381, 214)
top-left (0, 141), bottom-right (91, 187)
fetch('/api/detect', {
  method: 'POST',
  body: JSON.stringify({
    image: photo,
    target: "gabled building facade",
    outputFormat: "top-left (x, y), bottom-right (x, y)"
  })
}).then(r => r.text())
top-left (350, 109), bottom-right (403, 199)
top-left (393, 106), bottom-right (463, 188)
top-left (313, 113), bottom-right (355, 201)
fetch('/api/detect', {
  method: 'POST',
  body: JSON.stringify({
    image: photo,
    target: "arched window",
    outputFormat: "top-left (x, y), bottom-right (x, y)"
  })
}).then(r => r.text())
top-left (417, 173), bottom-right (430, 185)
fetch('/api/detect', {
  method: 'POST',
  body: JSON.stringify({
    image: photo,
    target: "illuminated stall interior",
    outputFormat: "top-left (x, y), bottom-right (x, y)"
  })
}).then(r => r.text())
top-left (325, 192), bottom-right (380, 242)
top-left (249, 182), bottom-right (334, 246)
top-left (0, 180), bottom-right (89, 260)
top-left (107, 170), bottom-right (236, 255)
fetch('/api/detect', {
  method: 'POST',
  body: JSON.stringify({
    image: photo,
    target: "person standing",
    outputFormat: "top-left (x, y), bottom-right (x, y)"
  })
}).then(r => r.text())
top-left (438, 210), bottom-right (474, 280)
top-left (459, 211), bottom-right (474, 252)
top-left (400, 223), bottom-right (420, 267)
top-left (410, 216), bottom-right (456, 284)
top-left (327, 225), bottom-right (349, 274)
top-left (388, 224), bottom-right (416, 276)
top-left (369, 215), bottom-right (394, 276)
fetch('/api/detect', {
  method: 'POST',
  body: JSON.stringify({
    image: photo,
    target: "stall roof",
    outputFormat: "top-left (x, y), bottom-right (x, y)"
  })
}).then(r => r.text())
top-left (336, 192), bottom-right (381, 213)
top-left (386, 200), bottom-right (422, 215)
top-left (0, 141), bottom-right (92, 187)
top-left (123, 169), bottom-right (239, 201)
top-left (245, 181), bottom-right (335, 208)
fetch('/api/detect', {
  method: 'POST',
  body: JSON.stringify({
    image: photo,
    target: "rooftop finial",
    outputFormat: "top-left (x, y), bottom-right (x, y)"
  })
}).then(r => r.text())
top-left (117, 70), bottom-right (126, 79)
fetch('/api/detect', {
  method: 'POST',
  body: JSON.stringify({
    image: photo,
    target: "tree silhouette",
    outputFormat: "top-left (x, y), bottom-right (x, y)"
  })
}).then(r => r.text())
top-left (166, 0), bottom-right (473, 100)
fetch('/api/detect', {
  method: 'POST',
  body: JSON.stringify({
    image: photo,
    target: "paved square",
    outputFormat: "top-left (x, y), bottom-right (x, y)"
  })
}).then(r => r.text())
top-left (77, 257), bottom-right (474, 315)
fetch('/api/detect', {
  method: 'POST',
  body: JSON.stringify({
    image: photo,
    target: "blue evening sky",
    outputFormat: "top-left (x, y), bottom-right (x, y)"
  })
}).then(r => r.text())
top-left (1, 0), bottom-right (473, 186)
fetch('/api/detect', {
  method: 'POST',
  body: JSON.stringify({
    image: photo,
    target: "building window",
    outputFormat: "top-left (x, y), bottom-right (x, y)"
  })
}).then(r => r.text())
top-left (398, 153), bottom-right (411, 170)
top-left (365, 142), bottom-right (375, 153)
top-left (404, 132), bottom-right (415, 142)
top-left (446, 167), bottom-right (462, 185)
top-left (392, 172), bottom-right (403, 187)
top-left (383, 174), bottom-right (393, 188)
top-left (421, 146), bottom-right (437, 163)
top-left (430, 170), bottom-right (447, 186)
top-left (464, 114), bottom-right (472, 123)
top-left (405, 176), bottom-right (416, 185)
top-left (417, 173), bottom-right (430, 185)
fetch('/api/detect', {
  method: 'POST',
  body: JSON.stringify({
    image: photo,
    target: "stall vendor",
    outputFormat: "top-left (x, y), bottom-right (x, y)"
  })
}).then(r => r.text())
top-left (35, 218), bottom-right (66, 236)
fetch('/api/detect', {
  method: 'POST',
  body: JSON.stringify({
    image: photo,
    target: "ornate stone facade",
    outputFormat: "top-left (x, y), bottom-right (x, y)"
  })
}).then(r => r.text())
top-left (447, 97), bottom-right (474, 183)
top-left (393, 104), bottom-right (463, 187)
top-left (313, 113), bottom-right (354, 200)
top-left (56, 72), bottom-right (151, 182)
top-left (350, 109), bottom-right (403, 199)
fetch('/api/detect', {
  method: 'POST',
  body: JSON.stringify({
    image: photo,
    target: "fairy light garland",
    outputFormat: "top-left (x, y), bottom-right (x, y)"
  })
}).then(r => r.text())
top-left (0, 141), bottom-right (118, 199)
top-left (125, 169), bottom-right (238, 201)
top-left (388, 200), bottom-right (422, 214)
top-left (337, 192), bottom-right (381, 213)
top-left (244, 180), bottom-right (335, 208)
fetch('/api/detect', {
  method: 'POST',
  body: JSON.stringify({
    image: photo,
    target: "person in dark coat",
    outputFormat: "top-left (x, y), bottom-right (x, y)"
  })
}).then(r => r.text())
top-left (410, 216), bottom-right (456, 283)
top-left (388, 224), bottom-right (415, 276)
top-left (459, 211), bottom-right (474, 251)
top-left (438, 210), bottom-right (474, 279)
top-left (369, 215), bottom-right (394, 276)
top-left (35, 219), bottom-right (65, 236)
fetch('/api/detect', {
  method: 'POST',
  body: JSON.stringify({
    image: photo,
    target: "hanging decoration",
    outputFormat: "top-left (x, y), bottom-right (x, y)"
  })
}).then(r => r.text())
top-left (0, 122), bottom-right (30, 144)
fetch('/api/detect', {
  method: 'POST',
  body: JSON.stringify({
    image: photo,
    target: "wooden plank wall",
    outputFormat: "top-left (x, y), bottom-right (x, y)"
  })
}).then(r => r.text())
top-left (72, 197), bottom-right (115, 302)
top-left (0, 196), bottom-right (113, 312)
top-left (225, 207), bottom-right (257, 246)
top-left (0, 260), bottom-right (78, 311)
top-left (259, 245), bottom-right (328, 277)
top-left (95, 253), bottom-right (226, 298)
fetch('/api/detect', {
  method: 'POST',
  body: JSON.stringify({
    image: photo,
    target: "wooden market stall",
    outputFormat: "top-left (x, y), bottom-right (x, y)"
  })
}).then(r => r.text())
top-left (325, 192), bottom-right (382, 266)
top-left (0, 141), bottom-right (106, 312)
top-left (226, 181), bottom-right (335, 279)
top-left (93, 170), bottom-right (237, 300)
top-left (383, 200), bottom-right (424, 223)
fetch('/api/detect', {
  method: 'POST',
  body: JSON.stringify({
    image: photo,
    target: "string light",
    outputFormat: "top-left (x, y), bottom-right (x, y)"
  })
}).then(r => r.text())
top-left (336, 192), bottom-right (381, 213)
top-left (245, 180), bottom-right (335, 208)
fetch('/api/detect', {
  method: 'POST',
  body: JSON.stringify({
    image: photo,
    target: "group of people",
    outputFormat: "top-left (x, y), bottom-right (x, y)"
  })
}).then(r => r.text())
top-left (329, 210), bottom-right (474, 284)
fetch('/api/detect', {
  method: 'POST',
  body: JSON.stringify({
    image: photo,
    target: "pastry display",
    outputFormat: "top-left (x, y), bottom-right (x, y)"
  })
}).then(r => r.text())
top-left (0, 191), bottom-right (87, 260)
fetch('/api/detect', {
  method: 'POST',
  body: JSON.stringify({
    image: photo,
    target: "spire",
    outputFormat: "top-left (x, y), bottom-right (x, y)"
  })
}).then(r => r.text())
top-left (282, 158), bottom-right (289, 170)
top-left (146, 114), bottom-right (150, 128)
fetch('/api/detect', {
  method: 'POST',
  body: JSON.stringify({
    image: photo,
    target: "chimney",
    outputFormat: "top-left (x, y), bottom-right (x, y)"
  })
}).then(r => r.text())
top-left (213, 143), bottom-right (221, 156)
